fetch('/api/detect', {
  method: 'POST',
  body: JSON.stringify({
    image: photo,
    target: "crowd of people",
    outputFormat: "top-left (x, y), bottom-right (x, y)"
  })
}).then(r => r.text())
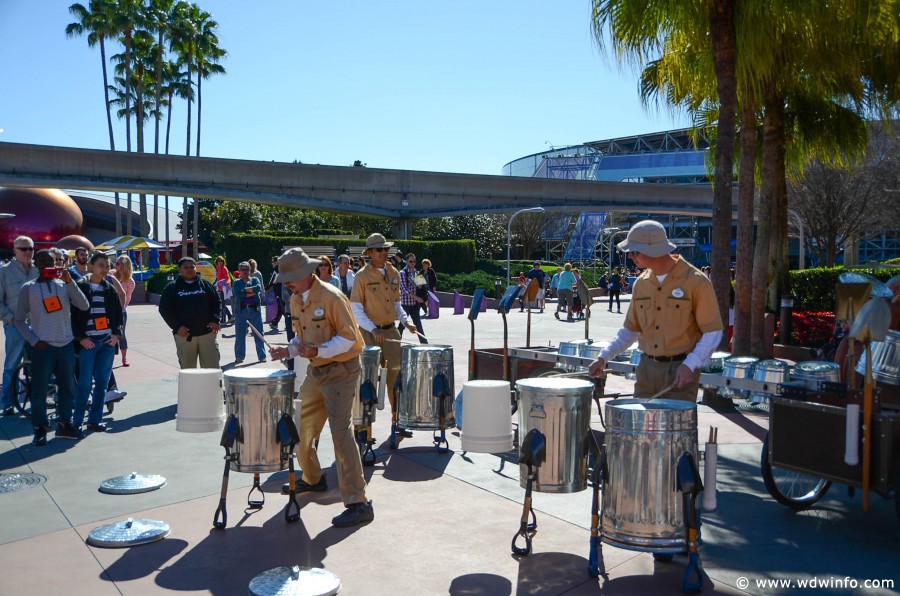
top-left (0, 237), bottom-right (132, 445)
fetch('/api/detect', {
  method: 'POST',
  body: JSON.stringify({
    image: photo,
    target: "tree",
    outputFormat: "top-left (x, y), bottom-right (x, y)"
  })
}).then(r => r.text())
top-left (789, 126), bottom-right (900, 267)
top-left (415, 214), bottom-right (508, 259)
top-left (66, 0), bottom-right (123, 236)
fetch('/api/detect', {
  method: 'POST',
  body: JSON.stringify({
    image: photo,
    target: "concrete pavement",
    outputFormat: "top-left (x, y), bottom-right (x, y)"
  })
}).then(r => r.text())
top-left (1, 300), bottom-right (898, 595)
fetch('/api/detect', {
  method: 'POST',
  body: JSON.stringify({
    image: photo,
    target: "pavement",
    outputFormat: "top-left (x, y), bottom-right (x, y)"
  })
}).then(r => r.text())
top-left (1, 296), bottom-right (898, 595)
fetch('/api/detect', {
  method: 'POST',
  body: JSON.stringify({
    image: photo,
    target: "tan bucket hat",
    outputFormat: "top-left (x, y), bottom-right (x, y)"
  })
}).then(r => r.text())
top-left (617, 220), bottom-right (676, 258)
top-left (364, 233), bottom-right (394, 251)
top-left (275, 248), bottom-right (321, 283)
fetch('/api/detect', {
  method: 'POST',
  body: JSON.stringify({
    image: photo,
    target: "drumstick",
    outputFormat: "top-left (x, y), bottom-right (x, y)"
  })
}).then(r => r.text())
top-left (247, 321), bottom-right (276, 351)
top-left (649, 382), bottom-right (678, 399)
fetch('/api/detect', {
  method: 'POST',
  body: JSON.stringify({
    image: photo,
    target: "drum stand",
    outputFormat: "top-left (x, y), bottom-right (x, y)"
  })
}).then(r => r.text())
top-left (432, 372), bottom-right (451, 453)
top-left (511, 428), bottom-right (546, 556)
top-left (390, 376), bottom-right (402, 450)
top-left (357, 380), bottom-right (378, 466)
top-left (213, 415), bottom-right (241, 529)
top-left (277, 414), bottom-right (301, 523)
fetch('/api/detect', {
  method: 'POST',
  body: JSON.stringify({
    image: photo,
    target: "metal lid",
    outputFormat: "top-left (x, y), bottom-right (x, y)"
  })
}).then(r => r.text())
top-left (605, 398), bottom-right (697, 432)
top-left (710, 351), bottom-right (731, 359)
top-left (726, 357), bottom-right (758, 365)
top-left (224, 368), bottom-right (296, 381)
top-left (794, 361), bottom-right (840, 374)
top-left (86, 518), bottom-right (169, 548)
top-left (516, 377), bottom-right (592, 390)
top-left (99, 472), bottom-right (167, 495)
top-left (755, 359), bottom-right (788, 371)
top-left (248, 566), bottom-right (341, 596)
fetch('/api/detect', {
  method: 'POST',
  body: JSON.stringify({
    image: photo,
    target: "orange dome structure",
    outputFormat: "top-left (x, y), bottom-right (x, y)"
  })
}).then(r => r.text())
top-left (56, 234), bottom-right (95, 251)
top-left (0, 187), bottom-right (83, 250)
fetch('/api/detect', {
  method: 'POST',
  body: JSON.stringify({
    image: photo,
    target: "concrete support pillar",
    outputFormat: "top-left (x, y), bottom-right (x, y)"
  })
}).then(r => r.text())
top-left (394, 218), bottom-right (413, 240)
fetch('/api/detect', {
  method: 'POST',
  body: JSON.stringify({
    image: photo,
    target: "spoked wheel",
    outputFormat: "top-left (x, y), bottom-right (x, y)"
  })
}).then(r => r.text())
top-left (760, 433), bottom-right (831, 509)
top-left (12, 363), bottom-right (31, 416)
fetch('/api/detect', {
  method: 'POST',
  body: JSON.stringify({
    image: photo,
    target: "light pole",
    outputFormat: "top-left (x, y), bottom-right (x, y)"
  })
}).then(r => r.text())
top-left (507, 206), bottom-right (544, 286)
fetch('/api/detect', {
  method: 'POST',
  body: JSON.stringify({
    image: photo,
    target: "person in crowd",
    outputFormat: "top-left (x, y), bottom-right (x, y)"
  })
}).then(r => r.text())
top-left (399, 253), bottom-right (427, 343)
top-left (350, 234), bottom-right (418, 436)
top-left (0, 236), bottom-right (38, 415)
top-left (355, 256), bottom-right (366, 272)
top-left (608, 266), bottom-right (624, 313)
top-left (112, 255), bottom-right (135, 367)
top-left (550, 266), bottom-right (563, 306)
top-left (315, 255), bottom-right (342, 290)
top-left (419, 258), bottom-right (437, 315)
top-left (588, 220), bottom-right (723, 402)
top-left (16, 249), bottom-right (90, 444)
top-left (526, 262), bottom-right (546, 313)
top-left (248, 258), bottom-right (265, 288)
top-left (267, 256), bottom-right (284, 331)
top-left (515, 271), bottom-right (528, 312)
top-left (335, 254), bottom-right (355, 298)
top-left (268, 248), bottom-right (373, 527)
top-left (391, 251), bottom-right (405, 270)
top-left (232, 261), bottom-right (267, 364)
top-left (213, 255), bottom-right (233, 325)
top-left (68, 247), bottom-right (90, 280)
top-left (554, 263), bottom-right (577, 321)
top-left (159, 257), bottom-right (222, 369)
top-left (72, 253), bottom-right (123, 433)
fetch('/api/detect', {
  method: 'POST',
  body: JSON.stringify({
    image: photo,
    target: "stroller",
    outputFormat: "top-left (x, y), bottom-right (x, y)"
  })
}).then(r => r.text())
top-left (570, 287), bottom-right (585, 320)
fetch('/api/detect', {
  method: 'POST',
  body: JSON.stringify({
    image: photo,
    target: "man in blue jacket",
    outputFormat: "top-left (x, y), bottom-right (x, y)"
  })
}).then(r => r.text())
top-left (159, 257), bottom-right (222, 369)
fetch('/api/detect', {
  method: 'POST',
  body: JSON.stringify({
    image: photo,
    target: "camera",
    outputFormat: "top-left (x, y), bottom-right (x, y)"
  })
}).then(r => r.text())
top-left (42, 266), bottom-right (65, 278)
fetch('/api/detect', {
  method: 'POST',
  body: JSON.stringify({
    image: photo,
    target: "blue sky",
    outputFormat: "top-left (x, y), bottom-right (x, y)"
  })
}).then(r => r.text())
top-left (0, 1), bottom-right (689, 176)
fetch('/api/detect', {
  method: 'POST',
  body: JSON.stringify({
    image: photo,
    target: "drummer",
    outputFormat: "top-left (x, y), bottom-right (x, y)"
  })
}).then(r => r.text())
top-left (588, 220), bottom-right (723, 402)
top-left (350, 233), bottom-right (419, 436)
top-left (268, 248), bottom-right (373, 528)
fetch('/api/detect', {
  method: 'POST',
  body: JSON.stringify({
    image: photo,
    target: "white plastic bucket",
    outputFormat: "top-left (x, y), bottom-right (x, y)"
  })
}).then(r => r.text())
top-left (176, 368), bottom-right (225, 433)
top-left (460, 380), bottom-right (513, 453)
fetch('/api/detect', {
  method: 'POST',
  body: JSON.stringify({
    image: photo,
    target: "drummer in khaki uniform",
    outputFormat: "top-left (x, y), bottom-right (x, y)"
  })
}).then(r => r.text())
top-left (588, 220), bottom-right (723, 402)
top-left (268, 248), bottom-right (373, 528)
top-left (350, 234), bottom-right (418, 435)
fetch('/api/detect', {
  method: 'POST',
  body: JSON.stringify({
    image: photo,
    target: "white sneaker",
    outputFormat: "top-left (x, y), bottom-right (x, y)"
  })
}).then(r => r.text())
top-left (104, 390), bottom-right (127, 403)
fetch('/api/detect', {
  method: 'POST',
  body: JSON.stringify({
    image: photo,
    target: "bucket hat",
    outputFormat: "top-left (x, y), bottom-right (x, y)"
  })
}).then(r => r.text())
top-left (275, 248), bottom-right (321, 283)
top-left (617, 220), bottom-right (676, 258)
top-left (365, 233), bottom-right (394, 251)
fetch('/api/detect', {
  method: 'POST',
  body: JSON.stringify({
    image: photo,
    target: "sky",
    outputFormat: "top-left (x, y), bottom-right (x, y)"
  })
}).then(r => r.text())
top-left (0, 1), bottom-right (690, 178)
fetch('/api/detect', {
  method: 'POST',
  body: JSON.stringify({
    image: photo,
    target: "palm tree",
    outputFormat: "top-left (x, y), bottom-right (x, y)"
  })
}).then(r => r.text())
top-left (592, 0), bottom-right (737, 346)
top-left (66, 0), bottom-right (123, 236)
top-left (148, 0), bottom-right (177, 248)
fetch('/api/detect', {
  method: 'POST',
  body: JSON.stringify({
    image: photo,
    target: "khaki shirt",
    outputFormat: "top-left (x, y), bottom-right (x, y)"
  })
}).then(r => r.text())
top-left (624, 256), bottom-right (722, 358)
top-left (291, 277), bottom-right (364, 368)
top-left (349, 263), bottom-right (401, 327)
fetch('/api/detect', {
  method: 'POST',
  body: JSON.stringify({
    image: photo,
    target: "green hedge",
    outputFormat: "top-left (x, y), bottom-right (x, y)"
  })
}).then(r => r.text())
top-left (221, 234), bottom-right (476, 279)
top-left (147, 264), bottom-right (179, 294)
top-left (435, 270), bottom-right (499, 296)
top-left (789, 266), bottom-right (896, 311)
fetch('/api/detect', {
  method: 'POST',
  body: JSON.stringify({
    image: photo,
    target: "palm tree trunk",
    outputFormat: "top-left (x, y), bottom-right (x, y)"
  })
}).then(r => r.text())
top-left (182, 198), bottom-right (189, 260)
top-left (193, 67), bottom-right (202, 258)
top-left (768, 119), bottom-right (790, 343)
top-left (166, 92), bottom-right (173, 263)
top-left (124, 32), bottom-right (133, 153)
top-left (708, 0), bottom-right (737, 350)
top-left (732, 103), bottom-right (757, 355)
top-left (750, 88), bottom-right (784, 358)
top-left (99, 36), bottom-right (122, 237)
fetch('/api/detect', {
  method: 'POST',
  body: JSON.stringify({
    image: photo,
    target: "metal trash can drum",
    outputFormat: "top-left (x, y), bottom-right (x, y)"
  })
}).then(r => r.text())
top-left (577, 341), bottom-right (610, 365)
top-left (856, 329), bottom-right (900, 385)
top-left (354, 346), bottom-right (382, 425)
top-left (516, 377), bottom-right (593, 493)
top-left (461, 380), bottom-right (513, 453)
top-left (750, 359), bottom-right (789, 404)
top-left (399, 344), bottom-right (455, 429)
top-left (601, 398), bottom-right (698, 553)
top-left (176, 369), bottom-right (224, 432)
top-left (223, 368), bottom-right (296, 473)
top-left (792, 361), bottom-right (841, 391)
top-left (558, 340), bottom-right (592, 371)
top-left (721, 357), bottom-right (757, 399)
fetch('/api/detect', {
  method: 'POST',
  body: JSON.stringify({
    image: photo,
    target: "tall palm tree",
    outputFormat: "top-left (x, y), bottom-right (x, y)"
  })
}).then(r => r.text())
top-left (66, 0), bottom-right (123, 236)
top-left (147, 0), bottom-right (176, 249)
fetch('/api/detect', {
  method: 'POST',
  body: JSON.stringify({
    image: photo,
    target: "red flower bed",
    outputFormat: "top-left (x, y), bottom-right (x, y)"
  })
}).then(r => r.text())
top-left (785, 311), bottom-right (835, 346)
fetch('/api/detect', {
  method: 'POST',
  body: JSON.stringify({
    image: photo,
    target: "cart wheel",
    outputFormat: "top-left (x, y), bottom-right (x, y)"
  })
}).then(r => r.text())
top-left (760, 433), bottom-right (831, 509)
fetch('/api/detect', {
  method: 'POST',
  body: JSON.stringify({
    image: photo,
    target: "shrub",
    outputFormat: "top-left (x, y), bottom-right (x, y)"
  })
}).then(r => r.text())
top-left (788, 311), bottom-right (835, 347)
top-left (789, 266), bottom-right (895, 311)
top-left (147, 265), bottom-right (179, 294)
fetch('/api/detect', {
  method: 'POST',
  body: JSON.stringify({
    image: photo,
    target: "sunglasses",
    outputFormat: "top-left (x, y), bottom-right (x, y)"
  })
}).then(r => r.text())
top-left (373, 247), bottom-right (390, 253)
top-left (15, 246), bottom-right (34, 252)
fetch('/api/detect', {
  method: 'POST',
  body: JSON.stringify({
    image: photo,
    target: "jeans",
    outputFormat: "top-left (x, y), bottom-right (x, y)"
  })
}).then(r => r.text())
top-left (29, 342), bottom-right (77, 430)
top-left (608, 289), bottom-right (621, 311)
top-left (235, 306), bottom-right (266, 361)
top-left (1, 323), bottom-right (27, 409)
top-left (74, 339), bottom-right (115, 427)
top-left (401, 304), bottom-right (427, 343)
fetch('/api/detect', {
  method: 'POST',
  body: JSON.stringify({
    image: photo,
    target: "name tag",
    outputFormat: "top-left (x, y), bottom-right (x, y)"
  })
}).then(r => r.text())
top-left (43, 296), bottom-right (62, 313)
top-left (94, 316), bottom-right (109, 330)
